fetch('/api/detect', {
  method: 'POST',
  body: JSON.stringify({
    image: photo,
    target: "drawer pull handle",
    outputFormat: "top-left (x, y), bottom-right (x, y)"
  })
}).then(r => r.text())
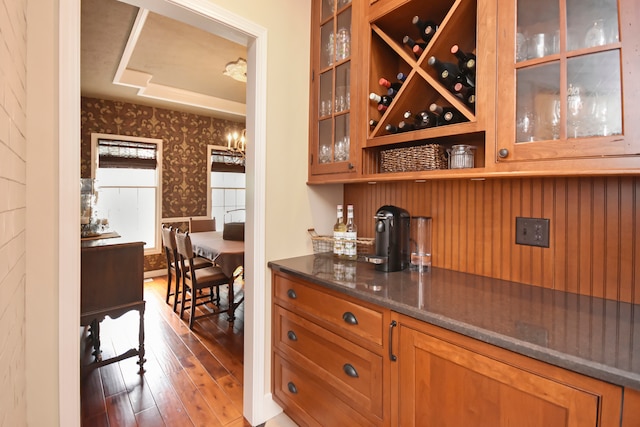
top-left (287, 289), bottom-right (297, 299)
top-left (342, 311), bottom-right (358, 325)
top-left (287, 381), bottom-right (298, 394)
top-left (389, 320), bottom-right (397, 362)
top-left (287, 330), bottom-right (298, 341)
top-left (343, 363), bottom-right (359, 378)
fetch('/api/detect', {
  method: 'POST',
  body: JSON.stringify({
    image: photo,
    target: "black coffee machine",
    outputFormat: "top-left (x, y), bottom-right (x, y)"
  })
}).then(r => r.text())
top-left (364, 205), bottom-right (410, 272)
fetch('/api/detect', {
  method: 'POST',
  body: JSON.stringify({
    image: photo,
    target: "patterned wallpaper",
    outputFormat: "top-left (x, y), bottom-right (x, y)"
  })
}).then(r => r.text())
top-left (80, 96), bottom-right (244, 271)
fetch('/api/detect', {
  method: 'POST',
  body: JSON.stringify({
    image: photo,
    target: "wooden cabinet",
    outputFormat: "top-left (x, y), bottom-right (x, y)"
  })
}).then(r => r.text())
top-left (308, 0), bottom-right (367, 182)
top-left (271, 271), bottom-right (391, 426)
top-left (494, 0), bottom-right (640, 173)
top-left (393, 312), bottom-right (623, 427)
top-left (306, 0), bottom-right (640, 183)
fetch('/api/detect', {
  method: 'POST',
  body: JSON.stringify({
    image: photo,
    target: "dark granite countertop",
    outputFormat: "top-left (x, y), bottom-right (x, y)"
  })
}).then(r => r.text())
top-left (268, 252), bottom-right (640, 390)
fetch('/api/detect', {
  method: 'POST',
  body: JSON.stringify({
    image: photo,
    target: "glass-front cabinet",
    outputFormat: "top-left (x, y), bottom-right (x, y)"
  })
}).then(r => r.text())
top-left (309, 0), bottom-right (361, 181)
top-left (496, 0), bottom-right (640, 165)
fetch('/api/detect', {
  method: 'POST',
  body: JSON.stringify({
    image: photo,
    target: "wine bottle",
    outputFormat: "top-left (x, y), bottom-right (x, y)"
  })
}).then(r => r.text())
top-left (412, 44), bottom-right (425, 59)
top-left (385, 124), bottom-right (399, 134)
top-left (429, 103), bottom-right (465, 124)
top-left (397, 120), bottom-right (416, 132)
top-left (369, 119), bottom-right (379, 128)
top-left (333, 204), bottom-right (346, 257)
top-left (369, 92), bottom-right (392, 107)
top-left (423, 23), bottom-right (438, 44)
top-left (411, 16), bottom-right (436, 43)
top-left (453, 82), bottom-right (476, 107)
top-left (387, 87), bottom-right (400, 98)
top-left (450, 44), bottom-right (476, 84)
top-left (403, 36), bottom-right (426, 58)
top-left (343, 204), bottom-right (358, 260)
top-left (427, 56), bottom-right (469, 90)
top-left (379, 77), bottom-right (402, 91)
top-left (414, 110), bottom-right (440, 128)
top-left (397, 72), bottom-right (409, 82)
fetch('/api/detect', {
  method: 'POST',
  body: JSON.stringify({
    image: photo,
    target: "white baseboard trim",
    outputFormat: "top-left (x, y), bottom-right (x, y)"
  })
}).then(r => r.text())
top-left (144, 269), bottom-right (166, 279)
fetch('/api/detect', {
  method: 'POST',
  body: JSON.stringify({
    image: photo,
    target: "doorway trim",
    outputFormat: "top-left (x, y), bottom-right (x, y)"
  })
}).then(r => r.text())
top-left (60, 0), bottom-right (278, 425)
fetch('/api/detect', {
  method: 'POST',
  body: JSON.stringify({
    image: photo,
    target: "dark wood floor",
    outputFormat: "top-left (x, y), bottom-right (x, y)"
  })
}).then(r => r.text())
top-left (80, 276), bottom-right (249, 427)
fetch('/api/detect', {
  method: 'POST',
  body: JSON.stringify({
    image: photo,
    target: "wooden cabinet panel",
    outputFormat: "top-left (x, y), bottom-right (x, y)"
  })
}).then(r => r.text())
top-left (273, 354), bottom-right (376, 426)
top-left (394, 313), bottom-right (623, 427)
top-left (273, 305), bottom-right (384, 419)
top-left (622, 388), bottom-right (640, 426)
top-left (273, 272), bottom-right (385, 348)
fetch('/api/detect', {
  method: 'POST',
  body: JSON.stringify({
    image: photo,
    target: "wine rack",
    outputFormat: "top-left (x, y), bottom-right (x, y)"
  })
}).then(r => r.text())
top-left (363, 0), bottom-right (486, 176)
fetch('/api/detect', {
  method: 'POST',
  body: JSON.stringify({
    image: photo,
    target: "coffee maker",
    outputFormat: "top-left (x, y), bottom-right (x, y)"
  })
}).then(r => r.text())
top-left (364, 205), bottom-right (410, 272)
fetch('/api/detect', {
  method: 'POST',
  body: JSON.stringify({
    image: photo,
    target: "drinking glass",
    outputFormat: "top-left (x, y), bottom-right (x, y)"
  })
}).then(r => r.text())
top-left (567, 83), bottom-right (583, 138)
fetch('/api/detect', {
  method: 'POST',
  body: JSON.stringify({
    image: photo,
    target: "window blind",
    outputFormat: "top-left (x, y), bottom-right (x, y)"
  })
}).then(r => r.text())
top-left (98, 139), bottom-right (158, 169)
top-left (211, 149), bottom-right (245, 173)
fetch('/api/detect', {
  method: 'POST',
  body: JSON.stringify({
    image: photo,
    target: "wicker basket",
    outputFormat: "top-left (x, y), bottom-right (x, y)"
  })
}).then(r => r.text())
top-left (308, 228), bottom-right (374, 254)
top-left (380, 143), bottom-right (447, 173)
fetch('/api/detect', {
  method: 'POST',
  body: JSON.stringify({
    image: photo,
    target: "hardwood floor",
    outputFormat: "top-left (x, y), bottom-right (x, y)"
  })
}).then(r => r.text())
top-left (80, 276), bottom-right (250, 427)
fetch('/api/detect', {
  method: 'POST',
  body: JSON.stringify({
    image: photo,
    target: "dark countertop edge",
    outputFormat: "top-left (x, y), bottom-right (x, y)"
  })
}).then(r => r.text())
top-left (268, 261), bottom-right (640, 390)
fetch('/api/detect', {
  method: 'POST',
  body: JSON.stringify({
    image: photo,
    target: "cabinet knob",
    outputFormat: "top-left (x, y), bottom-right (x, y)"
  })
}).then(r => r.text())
top-left (342, 311), bottom-right (358, 325)
top-left (348, 163), bottom-right (354, 169)
top-left (343, 363), bottom-right (359, 378)
top-left (498, 148), bottom-right (509, 158)
top-left (287, 382), bottom-right (298, 394)
top-left (287, 330), bottom-right (298, 341)
top-left (287, 289), bottom-right (297, 299)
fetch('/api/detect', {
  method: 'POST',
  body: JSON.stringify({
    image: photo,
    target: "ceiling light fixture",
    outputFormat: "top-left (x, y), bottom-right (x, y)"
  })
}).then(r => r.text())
top-left (223, 58), bottom-right (247, 82)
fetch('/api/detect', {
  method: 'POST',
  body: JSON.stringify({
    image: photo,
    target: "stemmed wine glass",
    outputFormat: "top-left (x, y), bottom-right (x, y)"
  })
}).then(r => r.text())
top-left (567, 83), bottom-right (583, 138)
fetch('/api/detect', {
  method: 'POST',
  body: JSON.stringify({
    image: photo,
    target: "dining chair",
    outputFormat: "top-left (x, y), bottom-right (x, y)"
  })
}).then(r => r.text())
top-left (161, 225), bottom-right (211, 312)
top-left (189, 217), bottom-right (216, 233)
top-left (175, 230), bottom-right (230, 329)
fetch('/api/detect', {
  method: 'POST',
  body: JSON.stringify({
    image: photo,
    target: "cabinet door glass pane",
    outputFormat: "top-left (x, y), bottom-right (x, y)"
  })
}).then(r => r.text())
top-left (334, 114), bottom-right (349, 162)
top-left (516, 0), bottom-right (559, 62)
top-left (322, 0), bottom-right (335, 22)
top-left (335, 63), bottom-right (350, 113)
top-left (319, 119), bottom-right (332, 164)
top-left (321, 20), bottom-right (335, 68)
top-left (336, 9), bottom-right (352, 62)
top-left (516, 63), bottom-right (560, 142)
top-left (567, 51), bottom-right (622, 138)
top-left (320, 71), bottom-right (333, 118)
top-left (567, 0), bottom-right (619, 51)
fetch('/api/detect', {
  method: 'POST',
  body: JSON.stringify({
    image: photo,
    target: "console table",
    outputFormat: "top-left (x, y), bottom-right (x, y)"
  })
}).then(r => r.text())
top-left (81, 237), bottom-right (145, 373)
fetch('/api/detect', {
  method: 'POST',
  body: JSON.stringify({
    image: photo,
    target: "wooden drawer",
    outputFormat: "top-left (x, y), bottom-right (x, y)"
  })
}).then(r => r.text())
top-left (273, 353), bottom-right (377, 427)
top-left (273, 305), bottom-right (384, 420)
top-left (273, 272), bottom-right (385, 347)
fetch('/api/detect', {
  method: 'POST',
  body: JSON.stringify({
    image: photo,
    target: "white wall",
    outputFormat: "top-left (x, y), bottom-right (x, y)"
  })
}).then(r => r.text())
top-left (21, 0), bottom-right (343, 425)
top-left (0, 0), bottom-right (28, 425)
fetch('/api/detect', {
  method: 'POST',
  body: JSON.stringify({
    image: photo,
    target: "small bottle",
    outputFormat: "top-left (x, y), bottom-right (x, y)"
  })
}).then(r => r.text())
top-left (343, 204), bottom-right (357, 260)
top-left (333, 204), bottom-right (346, 257)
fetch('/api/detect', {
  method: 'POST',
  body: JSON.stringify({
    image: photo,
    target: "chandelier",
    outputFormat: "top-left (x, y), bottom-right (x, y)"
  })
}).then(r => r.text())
top-left (220, 129), bottom-right (246, 166)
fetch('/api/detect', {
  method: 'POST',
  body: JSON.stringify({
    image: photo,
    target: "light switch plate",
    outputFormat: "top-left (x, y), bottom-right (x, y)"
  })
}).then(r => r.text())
top-left (515, 217), bottom-right (550, 248)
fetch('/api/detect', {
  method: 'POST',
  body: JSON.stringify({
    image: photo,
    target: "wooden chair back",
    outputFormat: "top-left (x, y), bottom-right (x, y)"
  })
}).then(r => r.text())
top-left (189, 217), bottom-right (216, 233)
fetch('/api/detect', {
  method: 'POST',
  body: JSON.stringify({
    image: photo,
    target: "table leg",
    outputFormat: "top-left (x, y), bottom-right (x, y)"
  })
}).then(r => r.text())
top-left (227, 278), bottom-right (236, 322)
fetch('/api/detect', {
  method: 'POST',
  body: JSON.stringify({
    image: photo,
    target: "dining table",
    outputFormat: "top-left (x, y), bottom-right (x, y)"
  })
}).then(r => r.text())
top-left (189, 231), bottom-right (244, 321)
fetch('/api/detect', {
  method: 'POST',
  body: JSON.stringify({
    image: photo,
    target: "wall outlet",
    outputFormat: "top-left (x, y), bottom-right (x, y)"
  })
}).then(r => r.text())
top-left (515, 217), bottom-right (550, 248)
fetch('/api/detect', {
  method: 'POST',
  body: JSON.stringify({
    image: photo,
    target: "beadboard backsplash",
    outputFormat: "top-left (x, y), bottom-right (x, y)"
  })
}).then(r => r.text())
top-left (345, 176), bottom-right (639, 304)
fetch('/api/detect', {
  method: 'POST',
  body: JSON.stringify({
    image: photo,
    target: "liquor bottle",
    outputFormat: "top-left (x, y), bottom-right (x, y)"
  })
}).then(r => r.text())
top-left (412, 16), bottom-right (438, 41)
top-left (333, 204), bottom-right (346, 257)
top-left (369, 92), bottom-right (392, 107)
top-left (429, 103), bottom-right (465, 125)
top-left (450, 44), bottom-right (476, 84)
top-left (427, 56), bottom-right (469, 90)
top-left (343, 204), bottom-right (358, 260)
top-left (379, 77), bottom-right (402, 91)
